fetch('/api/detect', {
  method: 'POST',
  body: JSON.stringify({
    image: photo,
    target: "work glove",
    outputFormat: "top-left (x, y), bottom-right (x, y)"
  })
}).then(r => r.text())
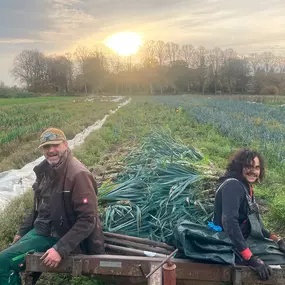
top-left (277, 239), bottom-right (285, 253)
top-left (247, 255), bottom-right (272, 281)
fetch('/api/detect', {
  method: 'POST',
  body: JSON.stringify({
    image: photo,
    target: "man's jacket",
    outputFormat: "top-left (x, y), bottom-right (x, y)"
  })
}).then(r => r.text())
top-left (18, 149), bottom-right (105, 258)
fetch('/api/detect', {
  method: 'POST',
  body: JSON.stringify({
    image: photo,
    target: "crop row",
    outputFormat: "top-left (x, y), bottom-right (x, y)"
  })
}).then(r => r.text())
top-left (0, 98), bottom-right (118, 145)
top-left (154, 95), bottom-right (285, 163)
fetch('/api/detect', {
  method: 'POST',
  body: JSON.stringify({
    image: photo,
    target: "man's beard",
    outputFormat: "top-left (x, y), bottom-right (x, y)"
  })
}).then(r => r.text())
top-left (46, 151), bottom-right (65, 166)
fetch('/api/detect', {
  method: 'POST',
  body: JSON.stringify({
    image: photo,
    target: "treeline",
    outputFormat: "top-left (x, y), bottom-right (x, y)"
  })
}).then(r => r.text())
top-left (0, 81), bottom-right (35, 98)
top-left (10, 41), bottom-right (285, 95)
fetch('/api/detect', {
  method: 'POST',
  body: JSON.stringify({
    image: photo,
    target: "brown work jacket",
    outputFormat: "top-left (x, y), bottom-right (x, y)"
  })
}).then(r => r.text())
top-left (19, 149), bottom-right (105, 258)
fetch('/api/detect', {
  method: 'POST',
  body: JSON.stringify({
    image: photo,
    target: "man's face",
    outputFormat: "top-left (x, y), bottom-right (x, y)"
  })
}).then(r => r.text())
top-left (42, 142), bottom-right (68, 166)
top-left (242, 156), bottom-right (261, 183)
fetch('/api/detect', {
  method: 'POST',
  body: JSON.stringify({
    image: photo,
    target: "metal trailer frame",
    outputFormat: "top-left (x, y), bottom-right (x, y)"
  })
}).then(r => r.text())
top-left (25, 253), bottom-right (285, 285)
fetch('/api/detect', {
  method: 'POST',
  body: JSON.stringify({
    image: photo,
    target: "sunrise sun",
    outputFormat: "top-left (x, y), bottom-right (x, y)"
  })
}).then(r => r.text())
top-left (104, 32), bottom-right (143, 56)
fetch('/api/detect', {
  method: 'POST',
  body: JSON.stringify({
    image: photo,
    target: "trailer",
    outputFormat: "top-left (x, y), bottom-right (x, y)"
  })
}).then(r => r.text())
top-left (23, 232), bottom-right (285, 285)
top-left (25, 252), bottom-right (285, 285)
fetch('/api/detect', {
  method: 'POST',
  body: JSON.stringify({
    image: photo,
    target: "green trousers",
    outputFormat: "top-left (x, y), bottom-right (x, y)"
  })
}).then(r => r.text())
top-left (0, 229), bottom-right (58, 285)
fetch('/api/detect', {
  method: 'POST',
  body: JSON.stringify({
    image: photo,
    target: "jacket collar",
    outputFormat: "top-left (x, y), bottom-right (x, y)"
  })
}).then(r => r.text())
top-left (219, 171), bottom-right (250, 189)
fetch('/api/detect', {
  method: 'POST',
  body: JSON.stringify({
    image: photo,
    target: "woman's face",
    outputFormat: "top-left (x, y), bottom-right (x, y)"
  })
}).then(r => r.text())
top-left (242, 156), bottom-right (261, 183)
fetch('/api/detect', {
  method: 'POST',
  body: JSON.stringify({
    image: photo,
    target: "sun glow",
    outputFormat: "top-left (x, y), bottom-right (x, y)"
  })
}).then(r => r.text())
top-left (104, 32), bottom-right (143, 56)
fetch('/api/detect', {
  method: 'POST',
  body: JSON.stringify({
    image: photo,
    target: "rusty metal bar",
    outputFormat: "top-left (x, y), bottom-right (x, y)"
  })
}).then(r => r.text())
top-left (145, 249), bottom-right (178, 278)
top-left (105, 237), bottom-right (172, 255)
top-left (105, 243), bottom-right (166, 257)
top-left (104, 232), bottom-right (175, 251)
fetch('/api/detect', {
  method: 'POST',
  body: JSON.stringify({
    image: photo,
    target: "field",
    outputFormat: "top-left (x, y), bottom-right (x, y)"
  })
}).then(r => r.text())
top-left (0, 96), bottom-right (119, 171)
top-left (154, 96), bottom-right (285, 164)
top-left (75, 95), bottom-right (285, 234)
top-left (1, 94), bottom-right (285, 284)
top-left (0, 96), bottom-right (74, 106)
top-left (205, 94), bottom-right (285, 105)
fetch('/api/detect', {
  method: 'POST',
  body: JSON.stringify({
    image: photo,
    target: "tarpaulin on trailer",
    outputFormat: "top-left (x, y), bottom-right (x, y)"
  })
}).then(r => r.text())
top-left (174, 215), bottom-right (285, 265)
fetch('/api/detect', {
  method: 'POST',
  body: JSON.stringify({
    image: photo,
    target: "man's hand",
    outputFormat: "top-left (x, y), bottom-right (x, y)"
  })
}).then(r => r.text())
top-left (40, 248), bottom-right (62, 268)
top-left (11, 235), bottom-right (21, 245)
top-left (278, 239), bottom-right (285, 253)
top-left (247, 255), bottom-right (272, 281)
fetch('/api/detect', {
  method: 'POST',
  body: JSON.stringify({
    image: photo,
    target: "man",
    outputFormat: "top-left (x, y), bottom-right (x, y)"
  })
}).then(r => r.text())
top-left (0, 127), bottom-right (105, 285)
top-left (213, 148), bottom-right (285, 280)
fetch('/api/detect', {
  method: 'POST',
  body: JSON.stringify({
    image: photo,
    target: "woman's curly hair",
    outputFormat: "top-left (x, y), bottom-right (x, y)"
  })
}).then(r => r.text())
top-left (226, 148), bottom-right (265, 182)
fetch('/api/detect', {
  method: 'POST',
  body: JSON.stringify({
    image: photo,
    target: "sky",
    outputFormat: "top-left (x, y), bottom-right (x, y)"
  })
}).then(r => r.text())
top-left (1, 0), bottom-right (285, 85)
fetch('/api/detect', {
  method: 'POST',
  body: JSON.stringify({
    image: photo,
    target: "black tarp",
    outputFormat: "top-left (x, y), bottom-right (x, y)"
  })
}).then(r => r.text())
top-left (173, 212), bottom-right (285, 265)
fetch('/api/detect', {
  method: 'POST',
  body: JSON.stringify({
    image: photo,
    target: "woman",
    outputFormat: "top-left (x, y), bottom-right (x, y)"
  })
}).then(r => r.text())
top-left (213, 148), bottom-right (285, 280)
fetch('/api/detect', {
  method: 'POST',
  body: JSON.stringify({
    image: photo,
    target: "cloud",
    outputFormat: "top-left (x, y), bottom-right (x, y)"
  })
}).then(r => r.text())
top-left (0, 39), bottom-right (44, 44)
top-left (2, 0), bottom-right (284, 50)
top-left (0, 1), bottom-right (51, 39)
top-left (1, 0), bottom-right (285, 84)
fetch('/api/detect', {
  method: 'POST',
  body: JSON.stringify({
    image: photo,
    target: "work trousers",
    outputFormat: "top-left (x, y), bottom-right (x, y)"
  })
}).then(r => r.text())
top-left (0, 229), bottom-right (58, 285)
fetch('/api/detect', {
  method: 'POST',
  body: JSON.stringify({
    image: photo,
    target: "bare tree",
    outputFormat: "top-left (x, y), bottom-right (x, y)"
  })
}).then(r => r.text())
top-left (223, 48), bottom-right (237, 62)
top-left (166, 42), bottom-right (180, 65)
top-left (140, 40), bottom-right (156, 63)
top-left (65, 52), bottom-right (74, 92)
top-left (12, 50), bottom-right (48, 92)
top-left (139, 40), bottom-right (159, 95)
top-left (85, 47), bottom-right (107, 93)
top-left (153, 41), bottom-right (168, 92)
top-left (74, 46), bottom-right (90, 93)
top-left (193, 46), bottom-right (209, 94)
top-left (179, 45), bottom-right (196, 92)
top-left (247, 53), bottom-right (261, 75)
top-left (107, 50), bottom-right (126, 94)
top-left (261, 52), bottom-right (275, 73)
top-left (180, 44), bottom-right (195, 67)
top-left (46, 55), bottom-right (72, 93)
top-left (155, 41), bottom-right (167, 66)
top-left (274, 55), bottom-right (285, 74)
top-left (207, 47), bottom-right (224, 93)
top-left (11, 39), bottom-right (285, 96)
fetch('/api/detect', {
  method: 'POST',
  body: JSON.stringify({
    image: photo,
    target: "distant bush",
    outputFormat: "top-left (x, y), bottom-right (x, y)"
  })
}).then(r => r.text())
top-left (0, 88), bottom-right (37, 98)
top-left (260, 85), bottom-right (279, 95)
top-left (12, 92), bottom-right (37, 98)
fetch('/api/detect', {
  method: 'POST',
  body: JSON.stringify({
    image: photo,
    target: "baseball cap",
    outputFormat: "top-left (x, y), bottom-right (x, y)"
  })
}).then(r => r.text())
top-left (39, 128), bottom-right (67, 148)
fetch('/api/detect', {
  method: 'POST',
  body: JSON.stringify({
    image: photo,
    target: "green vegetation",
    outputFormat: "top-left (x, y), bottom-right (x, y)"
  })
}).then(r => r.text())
top-left (205, 94), bottom-right (285, 105)
top-left (0, 84), bottom-right (36, 99)
top-left (0, 96), bottom-right (74, 106)
top-left (1, 96), bottom-right (285, 284)
top-left (0, 190), bottom-right (34, 250)
top-left (0, 96), bottom-right (118, 171)
top-left (73, 98), bottom-right (285, 235)
top-left (153, 96), bottom-right (285, 164)
top-left (100, 132), bottom-right (217, 242)
top-left (0, 90), bottom-right (36, 99)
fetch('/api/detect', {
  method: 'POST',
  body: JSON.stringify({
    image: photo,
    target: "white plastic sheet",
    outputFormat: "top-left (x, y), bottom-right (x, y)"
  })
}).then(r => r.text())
top-left (0, 97), bottom-right (131, 207)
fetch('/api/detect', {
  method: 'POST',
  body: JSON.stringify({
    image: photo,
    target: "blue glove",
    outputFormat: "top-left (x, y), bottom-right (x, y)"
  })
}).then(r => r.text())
top-left (208, 221), bottom-right (222, 232)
